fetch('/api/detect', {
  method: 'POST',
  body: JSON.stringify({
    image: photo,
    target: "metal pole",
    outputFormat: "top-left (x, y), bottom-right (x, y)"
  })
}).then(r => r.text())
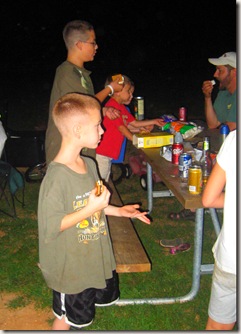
top-left (116, 209), bottom-right (205, 306)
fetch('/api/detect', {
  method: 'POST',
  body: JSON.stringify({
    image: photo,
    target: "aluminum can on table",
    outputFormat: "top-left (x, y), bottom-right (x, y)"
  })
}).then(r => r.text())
top-left (178, 153), bottom-right (192, 179)
top-left (172, 143), bottom-right (183, 165)
top-left (133, 96), bottom-right (144, 120)
top-left (188, 165), bottom-right (202, 194)
top-left (179, 107), bottom-right (187, 121)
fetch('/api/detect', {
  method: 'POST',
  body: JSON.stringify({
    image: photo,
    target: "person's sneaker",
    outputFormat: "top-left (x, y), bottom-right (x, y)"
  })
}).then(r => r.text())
top-left (169, 243), bottom-right (191, 255)
top-left (160, 238), bottom-right (184, 248)
top-left (95, 297), bottom-right (119, 307)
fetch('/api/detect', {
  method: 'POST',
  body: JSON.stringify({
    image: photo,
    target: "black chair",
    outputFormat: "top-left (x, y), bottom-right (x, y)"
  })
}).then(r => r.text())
top-left (0, 160), bottom-right (25, 218)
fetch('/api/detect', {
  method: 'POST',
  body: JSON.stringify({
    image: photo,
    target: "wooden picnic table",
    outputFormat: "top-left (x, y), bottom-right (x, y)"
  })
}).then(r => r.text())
top-left (116, 128), bottom-right (223, 306)
top-left (107, 180), bottom-right (151, 273)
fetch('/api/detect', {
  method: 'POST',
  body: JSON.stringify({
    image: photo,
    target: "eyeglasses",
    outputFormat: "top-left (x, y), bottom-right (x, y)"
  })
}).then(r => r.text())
top-left (78, 40), bottom-right (97, 47)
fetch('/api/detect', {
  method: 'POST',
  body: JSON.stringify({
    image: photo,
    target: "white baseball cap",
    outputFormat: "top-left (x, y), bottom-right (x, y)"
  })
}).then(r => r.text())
top-left (208, 52), bottom-right (236, 68)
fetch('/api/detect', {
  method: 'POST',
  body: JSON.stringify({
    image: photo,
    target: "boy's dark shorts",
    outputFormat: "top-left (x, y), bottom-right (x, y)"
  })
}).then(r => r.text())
top-left (52, 270), bottom-right (119, 329)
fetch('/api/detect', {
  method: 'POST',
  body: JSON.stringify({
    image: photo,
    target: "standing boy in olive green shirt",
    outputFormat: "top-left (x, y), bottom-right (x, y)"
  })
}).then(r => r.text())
top-left (38, 92), bottom-right (150, 330)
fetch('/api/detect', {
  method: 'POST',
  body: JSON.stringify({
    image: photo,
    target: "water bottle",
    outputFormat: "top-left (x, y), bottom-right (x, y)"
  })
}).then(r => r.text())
top-left (220, 124), bottom-right (230, 143)
top-left (174, 131), bottom-right (183, 143)
top-left (200, 136), bottom-right (212, 186)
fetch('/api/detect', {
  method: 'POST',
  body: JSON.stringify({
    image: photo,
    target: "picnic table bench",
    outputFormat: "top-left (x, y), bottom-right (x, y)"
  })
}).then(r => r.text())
top-left (107, 181), bottom-right (151, 273)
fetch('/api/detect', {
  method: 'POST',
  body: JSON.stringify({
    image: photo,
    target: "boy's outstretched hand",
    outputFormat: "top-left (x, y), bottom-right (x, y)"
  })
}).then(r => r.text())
top-left (119, 204), bottom-right (150, 225)
top-left (154, 118), bottom-right (166, 127)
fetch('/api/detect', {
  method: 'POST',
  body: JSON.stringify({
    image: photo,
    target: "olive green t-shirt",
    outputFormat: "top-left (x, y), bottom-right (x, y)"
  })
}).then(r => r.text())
top-left (38, 157), bottom-right (116, 294)
top-left (45, 61), bottom-right (96, 165)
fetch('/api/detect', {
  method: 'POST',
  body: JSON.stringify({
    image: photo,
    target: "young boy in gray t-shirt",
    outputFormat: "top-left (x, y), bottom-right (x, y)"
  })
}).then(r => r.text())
top-left (38, 92), bottom-right (150, 330)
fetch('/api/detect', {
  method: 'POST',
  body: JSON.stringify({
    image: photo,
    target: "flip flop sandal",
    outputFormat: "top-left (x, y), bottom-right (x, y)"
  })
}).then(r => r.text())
top-left (159, 237), bottom-right (185, 248)
top-left (168, 209), bottom-right (195, 221)
top-left (169, 243), bottom-right (191, 255)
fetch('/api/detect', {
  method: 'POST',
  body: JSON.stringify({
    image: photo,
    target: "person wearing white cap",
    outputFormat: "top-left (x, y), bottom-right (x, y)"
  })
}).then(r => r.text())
top-left (202, 51), bottom-right (236, 131)
top-left (168, 52), bottom-right (236, 223)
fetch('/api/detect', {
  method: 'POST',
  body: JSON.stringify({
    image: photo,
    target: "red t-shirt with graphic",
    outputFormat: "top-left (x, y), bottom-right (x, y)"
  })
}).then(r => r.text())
top-left (96, 98), bottom-right (135, 159)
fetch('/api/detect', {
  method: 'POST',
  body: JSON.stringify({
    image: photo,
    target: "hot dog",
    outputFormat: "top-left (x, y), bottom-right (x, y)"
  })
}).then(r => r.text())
top-left (112, 74), bottom-right (124, 84)
top-left (95, 180), bottom-right (103, 196)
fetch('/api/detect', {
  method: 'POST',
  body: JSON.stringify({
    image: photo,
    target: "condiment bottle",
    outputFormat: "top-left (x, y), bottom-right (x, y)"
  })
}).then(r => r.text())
top-left (200, 136), bottom-right (212, 186)
top-left (220, 124), bottom-right (230, 143)
top-left (174, 131), bottom-right (183, 143)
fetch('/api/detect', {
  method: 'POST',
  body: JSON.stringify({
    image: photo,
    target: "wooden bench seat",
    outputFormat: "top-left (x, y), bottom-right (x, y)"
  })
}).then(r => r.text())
top-left (107, 181), bottom-right (151, 273)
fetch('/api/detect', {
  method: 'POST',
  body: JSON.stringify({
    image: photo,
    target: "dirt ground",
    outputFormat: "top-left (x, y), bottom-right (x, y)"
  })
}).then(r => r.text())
top-left (0, 292), bottom-right (53, 330)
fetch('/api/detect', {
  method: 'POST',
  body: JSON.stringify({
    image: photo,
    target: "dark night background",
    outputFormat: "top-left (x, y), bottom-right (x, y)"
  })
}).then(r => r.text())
top-left (0, 0), bottom-right (237, 129)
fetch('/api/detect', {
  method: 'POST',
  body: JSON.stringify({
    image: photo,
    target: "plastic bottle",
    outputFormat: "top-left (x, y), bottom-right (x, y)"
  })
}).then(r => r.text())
top-left (200, 136), bottom-right (212, 186)
top-left (174, 131), bottom-right (183, 143)
top-left (220, 124), bottom-right (230, 143)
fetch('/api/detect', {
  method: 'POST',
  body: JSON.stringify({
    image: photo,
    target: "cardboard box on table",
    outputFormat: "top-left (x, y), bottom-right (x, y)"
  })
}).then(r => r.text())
top-left (133, 132), bottom-right (174, 148)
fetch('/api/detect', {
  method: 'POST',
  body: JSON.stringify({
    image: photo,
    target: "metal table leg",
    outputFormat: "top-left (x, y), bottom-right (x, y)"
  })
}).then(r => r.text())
top-left (116, 167), bottom-right (220, 306)
top-left (147, 162), bottom-right (153, 213)
top-left (146, 163), bottom-right (174, 214)
top-left (209, 208), bottom-right (221, 237)
top-left (116, 200), bottom-right (205, 305)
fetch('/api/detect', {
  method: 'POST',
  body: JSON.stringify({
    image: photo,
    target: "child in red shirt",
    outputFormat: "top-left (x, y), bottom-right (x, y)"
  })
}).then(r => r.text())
top-left (96, 75), bottom-right (165, 181)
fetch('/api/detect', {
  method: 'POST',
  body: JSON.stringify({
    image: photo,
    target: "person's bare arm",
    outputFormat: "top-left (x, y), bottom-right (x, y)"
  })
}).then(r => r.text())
top-left (225, 121), bottom-right (236, 131)
top-left (95, 86), bottom-right (114, 103)
top-left (202, 81), bottom-right (220, 129)
top-left (60, 186), bottom-right (110, 231)
top-left (104, 204), bottom-right (150, 225)
top-left (95, 79), bottom-right (123, 103)
top-left (103, 106), bottom-right (120, 120)
top-left (129, 118), bottom-right (165, 129)
top-left (202, 162), bottom-right (226, 208)
top-left (60, 184), bottom-right (150, 230)
top-left (127, 123), bottom-right (154, 133)
top-left (118, 124), bottom-right (133, 141)
top-left (204, 96), bottom-right (220, 129)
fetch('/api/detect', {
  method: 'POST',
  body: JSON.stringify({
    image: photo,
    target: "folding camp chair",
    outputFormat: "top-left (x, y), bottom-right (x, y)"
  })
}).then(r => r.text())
top-left (110, 106), bottom-right (133, 184)
top-left (0, 160), bottom-right (25, 218)
top-left (111, 138), bottom-right (132, 184)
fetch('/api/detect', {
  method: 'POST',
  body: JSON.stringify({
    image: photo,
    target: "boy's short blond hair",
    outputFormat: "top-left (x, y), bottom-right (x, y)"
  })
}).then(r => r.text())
top-left (52, 93), bottom-right (101, 136)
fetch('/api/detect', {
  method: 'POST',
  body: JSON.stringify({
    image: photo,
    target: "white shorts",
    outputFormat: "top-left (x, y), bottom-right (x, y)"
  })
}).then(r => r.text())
top-left (208, 263), bottom-right (236, 324)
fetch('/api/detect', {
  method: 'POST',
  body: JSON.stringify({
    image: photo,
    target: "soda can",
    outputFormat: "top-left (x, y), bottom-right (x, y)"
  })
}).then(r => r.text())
top-left (133, 97), bottom-right (144, 120)
top-left (160, 145), bottom-right (172, 156)
top-left (178, 153), bottom-right (192, 179)
top-left (172, 143), bottom-right (184, 165)
top-left (188, 165), bottom-right (202, 194)
top-left (179, 107), bottom-right (187, 122)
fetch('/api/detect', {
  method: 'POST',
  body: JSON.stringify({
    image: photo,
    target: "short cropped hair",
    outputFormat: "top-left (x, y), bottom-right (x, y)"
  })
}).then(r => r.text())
top-left (63, 20), bottom-right (94, 49)
top-left (52, 93), bottom-right (101, 136)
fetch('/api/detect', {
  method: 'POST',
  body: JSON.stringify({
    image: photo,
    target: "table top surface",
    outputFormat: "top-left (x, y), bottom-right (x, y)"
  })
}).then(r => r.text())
top-left (138, 128), bottom-right (223, 210)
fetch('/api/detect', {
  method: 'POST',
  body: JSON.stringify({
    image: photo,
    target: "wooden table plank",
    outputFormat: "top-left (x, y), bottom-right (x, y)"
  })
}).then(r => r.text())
top-left (139, 148), bottom-right (203, 209)
top-left (138, 129), bottom-right (222, 210)
top-left (107, 181), bottom-right (151, 273)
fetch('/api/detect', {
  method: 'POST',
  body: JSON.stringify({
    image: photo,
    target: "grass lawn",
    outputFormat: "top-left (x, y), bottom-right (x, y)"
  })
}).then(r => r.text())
top-left (0, 140), bottom-right (224, 331)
